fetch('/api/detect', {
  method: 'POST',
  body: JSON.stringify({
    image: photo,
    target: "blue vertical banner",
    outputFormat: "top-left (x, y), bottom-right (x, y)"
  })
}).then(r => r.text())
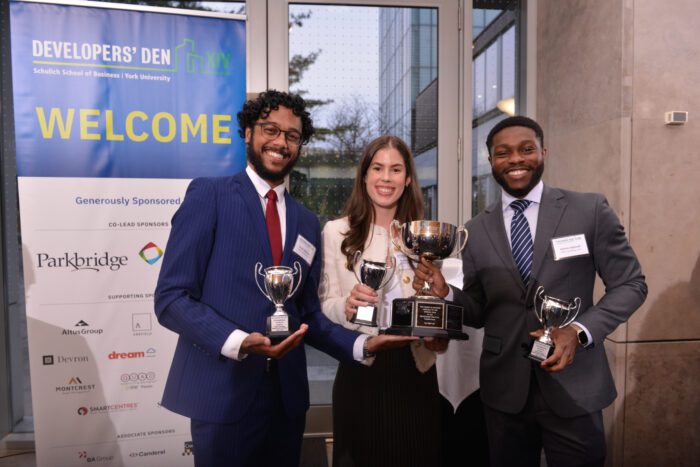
top-left (10, 1), bottom-right (246, 465)
top-left (11, 0), bottom-right (247, 178)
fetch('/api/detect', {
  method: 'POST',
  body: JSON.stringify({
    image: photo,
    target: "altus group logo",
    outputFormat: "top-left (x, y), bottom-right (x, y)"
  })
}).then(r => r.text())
top-left (139, 242), bottom-right (163, 265)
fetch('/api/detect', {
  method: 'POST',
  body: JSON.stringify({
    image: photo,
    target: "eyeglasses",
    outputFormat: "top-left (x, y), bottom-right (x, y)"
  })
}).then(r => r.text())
top-left (255, 122), bottom-right (303, 146)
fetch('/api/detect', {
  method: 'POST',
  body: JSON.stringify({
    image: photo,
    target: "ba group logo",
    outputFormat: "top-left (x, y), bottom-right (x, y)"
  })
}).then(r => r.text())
top-left (77, 450), bottom-right (114, 463)
top-left (139, 242), bottom-right (163, 265)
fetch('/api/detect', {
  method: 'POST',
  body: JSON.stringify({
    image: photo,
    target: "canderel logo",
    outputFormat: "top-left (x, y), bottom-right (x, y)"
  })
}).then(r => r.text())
top-left (139, 242), bottom-right (163, 265)
top-left (108, 348), bottom-right (156, 360)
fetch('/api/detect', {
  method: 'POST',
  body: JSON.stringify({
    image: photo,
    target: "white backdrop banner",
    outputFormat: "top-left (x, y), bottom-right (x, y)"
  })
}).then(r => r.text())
top-left (10, 1), bottom-right (246, 465)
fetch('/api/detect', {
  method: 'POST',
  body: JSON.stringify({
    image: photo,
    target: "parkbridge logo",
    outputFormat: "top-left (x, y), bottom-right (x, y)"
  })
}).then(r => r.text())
top-left (139, 242), bottom-right (163, 265)
top-left (62, 320), bottom-right (104, 336)
top-left (108, 347), bottom-right (156, 360)
top-left (36, 251), bottom-right (128, 271)
top-left (56, 376), bottom-right (96, 394)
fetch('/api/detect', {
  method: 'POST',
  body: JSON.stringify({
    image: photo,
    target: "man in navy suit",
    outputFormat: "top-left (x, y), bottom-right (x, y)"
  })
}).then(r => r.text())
top-left (415, 116), bottom-right (647, 466)
top-left (155, 90), bottom-right (413, 467)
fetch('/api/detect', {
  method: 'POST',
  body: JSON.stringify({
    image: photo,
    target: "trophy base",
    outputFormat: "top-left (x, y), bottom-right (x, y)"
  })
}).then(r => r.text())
top-left (527, 339), bottom-right (554, 362)
top-left (350, 305), bottom-right (378, 327)
top-left (266, 313), bottom-right (299, 344)
top-left (382, 297), bottom-right (469, 340)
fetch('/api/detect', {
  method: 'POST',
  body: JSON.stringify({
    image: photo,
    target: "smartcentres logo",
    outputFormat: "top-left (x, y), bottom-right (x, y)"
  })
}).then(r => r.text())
top-left (139, 242), bottom-right (163, 265)
top-left (77, 402), bottom-right (139, 415)
top-left (37, 251), bottom-right (128, 271)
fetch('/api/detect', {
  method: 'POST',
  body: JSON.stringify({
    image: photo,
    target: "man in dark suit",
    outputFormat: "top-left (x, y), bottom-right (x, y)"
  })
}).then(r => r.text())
top-left (155, 90), bottom-right (413, 467)
top-left (415, 116), bottom-right (647, 467)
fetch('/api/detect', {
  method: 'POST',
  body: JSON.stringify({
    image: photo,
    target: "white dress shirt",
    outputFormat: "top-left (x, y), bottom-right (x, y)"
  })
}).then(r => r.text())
top-left (221, 167), bottom-right (369, 361)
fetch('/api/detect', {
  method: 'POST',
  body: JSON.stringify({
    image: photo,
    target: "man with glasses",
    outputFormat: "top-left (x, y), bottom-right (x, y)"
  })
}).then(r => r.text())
top-left (154, 90), bottom-right (413, 467)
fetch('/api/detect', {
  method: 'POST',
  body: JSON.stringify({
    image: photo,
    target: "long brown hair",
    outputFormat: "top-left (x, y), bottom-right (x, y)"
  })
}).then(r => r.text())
top-left (340, 135), bottom-right (424, 270)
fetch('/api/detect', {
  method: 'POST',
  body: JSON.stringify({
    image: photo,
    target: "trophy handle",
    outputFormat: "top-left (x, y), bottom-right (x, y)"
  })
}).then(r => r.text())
top-left (351, 250), bottom-right (363, 284)
top-left (254, 262), bottom-right (272, 302)
top-left (289, 261), bottom-right (303, 298)
top-left (377, 255), bottom-right (396, 289)
top-left (452, 225), bottom-right (468, 257)
top-left (562, 297), bottom-right (582, 328)
top-left (533, 286), bottom-right (546, 323)
top-left (390, 219), bottom-right (406, 255)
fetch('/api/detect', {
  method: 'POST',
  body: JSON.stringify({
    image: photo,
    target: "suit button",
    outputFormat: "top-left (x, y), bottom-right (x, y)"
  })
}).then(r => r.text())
top-left (402, 275), bottom-right (411, 284)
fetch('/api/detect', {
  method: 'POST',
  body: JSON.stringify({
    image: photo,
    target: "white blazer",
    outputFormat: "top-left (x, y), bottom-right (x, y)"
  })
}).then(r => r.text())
top-left (319, 217), bottom-right (436, 372)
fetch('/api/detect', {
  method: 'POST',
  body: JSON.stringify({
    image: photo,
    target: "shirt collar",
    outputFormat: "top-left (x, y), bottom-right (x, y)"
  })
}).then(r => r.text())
top-left (501, 180), bottom-right (544, 212)
top-left (246, 165), bottom-right (286, 201)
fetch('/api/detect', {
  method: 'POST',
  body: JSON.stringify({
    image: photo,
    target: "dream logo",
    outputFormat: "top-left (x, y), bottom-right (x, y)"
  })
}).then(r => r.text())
top-left (139, 242), bottom-right (163, 265)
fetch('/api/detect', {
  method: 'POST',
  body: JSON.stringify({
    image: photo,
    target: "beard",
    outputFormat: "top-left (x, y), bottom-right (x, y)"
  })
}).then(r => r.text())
top-left (492, 161), bottom-right (545, 198)
top-left (247, 140), bottom-right (299, 183)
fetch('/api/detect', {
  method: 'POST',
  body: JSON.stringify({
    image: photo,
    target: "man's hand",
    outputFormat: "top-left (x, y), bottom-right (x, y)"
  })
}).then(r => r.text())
top-left (423, 336), bottom-right (449, 353)
top-left (529, 326), bottom-right (578, 373)
top-left (412, 257), bottom-right (449, 298)
top-left (240, 324), bottom-right (308, 359)
top-left (365, 334), bottom-right (419, 354)
top-left (345, 284), bottom-right (378, 321)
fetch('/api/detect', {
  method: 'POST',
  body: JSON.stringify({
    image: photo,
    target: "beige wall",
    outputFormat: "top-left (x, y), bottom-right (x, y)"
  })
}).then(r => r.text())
top-left (537, 0), bottom-right (700, 465)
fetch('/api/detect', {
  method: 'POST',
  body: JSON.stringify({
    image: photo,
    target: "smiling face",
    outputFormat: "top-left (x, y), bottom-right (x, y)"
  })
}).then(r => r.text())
top-left (364, 147), bottom-right (410, 214)
top-left (245, 106), bottom-right (303, 186)
top-left (489, 125), bottom-right (547, 198)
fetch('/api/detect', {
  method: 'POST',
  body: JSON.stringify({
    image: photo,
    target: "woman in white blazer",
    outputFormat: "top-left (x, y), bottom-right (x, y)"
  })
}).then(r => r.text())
top-left (319, 135), bottom-right (445, 467)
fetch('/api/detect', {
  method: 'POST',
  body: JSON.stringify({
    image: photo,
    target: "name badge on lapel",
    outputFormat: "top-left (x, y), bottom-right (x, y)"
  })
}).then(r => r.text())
top-left (551, 234), bottom-right (589, 261)
top-left (293, 234), bottom-right (316, 266)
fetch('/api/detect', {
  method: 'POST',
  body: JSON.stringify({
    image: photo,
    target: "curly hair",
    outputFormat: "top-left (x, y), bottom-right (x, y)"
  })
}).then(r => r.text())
top-left (237, 90), bottom-right (315, 145)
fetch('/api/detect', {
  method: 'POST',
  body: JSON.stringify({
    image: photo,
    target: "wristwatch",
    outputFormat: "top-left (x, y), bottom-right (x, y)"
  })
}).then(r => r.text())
top-left (362, 336), bottom-right (376, 359)
top-left (571, 324), bottom-right (589, 347)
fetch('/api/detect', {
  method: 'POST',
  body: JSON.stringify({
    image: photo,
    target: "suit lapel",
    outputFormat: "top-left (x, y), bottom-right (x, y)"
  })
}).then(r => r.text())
top-left (282, 191), bottom-right (298, 266)
top-left (238, 172), bottom-right (274, 265)
top-left (531, 185), bottom-right (566, 281)
top-left (481, 201), bottom-right (525, 288)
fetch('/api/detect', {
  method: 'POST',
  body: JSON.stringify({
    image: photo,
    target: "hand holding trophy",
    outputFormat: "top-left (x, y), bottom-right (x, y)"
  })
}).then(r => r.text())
top-left (385, 220), bottom-right (469, 340)
top-left (527, 286), bottom-right (582, 362)
top-left (350, 250), bottom-right (395, 326)
top-left (255, 262), bottom-right (302, 343)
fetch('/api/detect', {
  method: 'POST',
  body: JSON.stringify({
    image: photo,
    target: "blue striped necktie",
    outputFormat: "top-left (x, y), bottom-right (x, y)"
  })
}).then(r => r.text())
top-left (510, 199), bottom-right (533, 284)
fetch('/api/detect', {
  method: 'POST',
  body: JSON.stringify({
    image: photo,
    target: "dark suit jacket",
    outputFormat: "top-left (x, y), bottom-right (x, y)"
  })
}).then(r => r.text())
top-left (453, 184), bottom-right (647, 418)
top-left (154, 171), bottom-right (358, 423)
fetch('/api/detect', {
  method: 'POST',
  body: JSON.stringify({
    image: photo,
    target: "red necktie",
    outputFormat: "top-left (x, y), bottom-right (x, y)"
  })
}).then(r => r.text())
top-left (265, 189), bottom-right (283, 265)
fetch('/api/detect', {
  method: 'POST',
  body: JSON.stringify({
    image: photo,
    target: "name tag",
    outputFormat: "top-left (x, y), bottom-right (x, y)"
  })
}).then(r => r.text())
top-left (395, 252), bottom-right (411, 270)
top-left (551, 234), bottom-right (589, 261)
top-left (293, 234), bottom-right (316, 266)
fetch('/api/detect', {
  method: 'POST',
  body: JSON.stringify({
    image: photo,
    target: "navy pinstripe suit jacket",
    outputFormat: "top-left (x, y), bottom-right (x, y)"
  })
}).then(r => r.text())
top-left (154, 171), bottom-right (358, 423)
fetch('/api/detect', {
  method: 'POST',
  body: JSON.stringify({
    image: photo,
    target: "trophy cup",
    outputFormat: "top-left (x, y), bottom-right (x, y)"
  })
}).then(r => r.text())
top-left (384, 220), bottom-right (469, 340)
top-left (255, 261), bottom-right (302, 343)
top-left (527, 286), bottom-right (582, 362)
top-left (350, 250), bottom-right (396, 326)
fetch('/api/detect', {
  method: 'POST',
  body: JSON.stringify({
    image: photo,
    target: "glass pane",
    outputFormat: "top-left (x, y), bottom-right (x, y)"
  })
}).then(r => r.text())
top-left (288, 3), bottom-right (438, 405)
top-left (91, 1), bottom-right (246, 14)
top-left (471, 4), bottom-right (520, 216)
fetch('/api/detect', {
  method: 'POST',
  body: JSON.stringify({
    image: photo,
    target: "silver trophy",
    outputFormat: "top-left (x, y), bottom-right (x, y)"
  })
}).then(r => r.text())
top-left (386, 220), bottom-right (469, 340)
top-left (351, 250), bottom-right (396, 327)
top-left (255, 261), bottom-right (302, 342)
top-left (528, 286), bottom-right (582, 362)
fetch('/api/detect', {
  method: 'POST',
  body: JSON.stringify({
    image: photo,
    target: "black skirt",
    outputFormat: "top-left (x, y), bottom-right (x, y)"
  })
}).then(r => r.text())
top-left (332, 345), bottom-right (441, 467)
